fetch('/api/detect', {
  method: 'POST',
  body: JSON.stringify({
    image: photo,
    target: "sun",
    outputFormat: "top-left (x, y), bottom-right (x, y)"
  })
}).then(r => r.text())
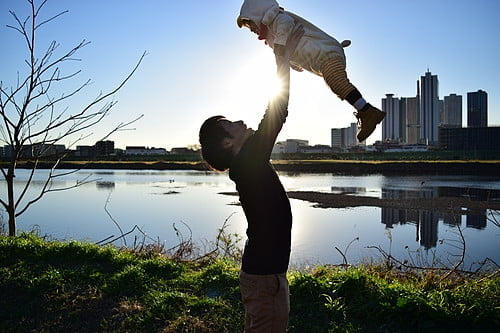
top-left (237, 49), bottom-right (285, 100)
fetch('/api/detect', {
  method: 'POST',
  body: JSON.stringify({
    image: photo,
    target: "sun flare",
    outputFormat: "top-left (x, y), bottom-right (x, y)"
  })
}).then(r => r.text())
top-left (234, 49), bottom-right (285, 101)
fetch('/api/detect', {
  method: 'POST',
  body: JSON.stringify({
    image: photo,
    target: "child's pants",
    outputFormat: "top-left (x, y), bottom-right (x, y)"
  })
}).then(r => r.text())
top-left (239, 270), bottom-right (290, 332)
top-left (320, 56), bottom-right (357, 100)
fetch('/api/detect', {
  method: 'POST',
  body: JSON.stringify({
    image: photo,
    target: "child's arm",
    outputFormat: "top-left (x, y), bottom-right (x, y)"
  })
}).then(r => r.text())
top-left (272, 13), bottom-right (296, 61)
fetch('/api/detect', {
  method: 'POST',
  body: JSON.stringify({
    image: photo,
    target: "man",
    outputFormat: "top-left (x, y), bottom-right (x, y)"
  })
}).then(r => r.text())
top-left (199, 25), bottom-right (304, 332)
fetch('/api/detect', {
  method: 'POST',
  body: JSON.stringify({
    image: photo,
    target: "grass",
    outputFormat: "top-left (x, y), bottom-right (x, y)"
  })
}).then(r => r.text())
top-left (0, 232), bottom-right (498, 332)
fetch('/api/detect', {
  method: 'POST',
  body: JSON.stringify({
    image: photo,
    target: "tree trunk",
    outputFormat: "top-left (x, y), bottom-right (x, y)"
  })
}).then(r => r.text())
top-left (6, 167), bottom-right (16, 236)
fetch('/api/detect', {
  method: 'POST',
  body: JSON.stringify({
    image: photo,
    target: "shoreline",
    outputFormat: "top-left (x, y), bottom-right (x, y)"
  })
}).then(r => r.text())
top-left (9, 159), bottom-right (500, 175)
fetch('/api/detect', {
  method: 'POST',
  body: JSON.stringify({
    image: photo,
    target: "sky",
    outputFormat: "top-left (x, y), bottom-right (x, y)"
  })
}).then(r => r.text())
top-left (1, 0), bottom-right (499, 150)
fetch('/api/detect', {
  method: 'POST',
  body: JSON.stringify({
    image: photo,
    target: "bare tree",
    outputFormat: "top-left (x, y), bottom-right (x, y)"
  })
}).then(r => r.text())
top-left (0, 0), bottom-right (145, 236)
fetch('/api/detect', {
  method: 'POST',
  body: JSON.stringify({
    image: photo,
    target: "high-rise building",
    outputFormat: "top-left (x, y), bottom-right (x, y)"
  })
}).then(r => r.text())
top-left (442, 94), bottom-right (462, 128)
top-left (331, 123), bottom-right (359, 149)
top-left (419, 71), bottom-right (440, 145)
top-left (467, 90), bottom-right (488, 127)
top-left (331, 128), bottom-right (343, 149)
top-left (381, 94), bottom-right (402, 142)
top-left (402, 96), bottom-right (420, 144)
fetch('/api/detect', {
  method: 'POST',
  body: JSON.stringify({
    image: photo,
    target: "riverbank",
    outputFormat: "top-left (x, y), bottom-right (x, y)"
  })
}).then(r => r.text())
top-left (1, 233), bottom-right (498, 332)
top-left (10, 159), bottom-right (500, 175)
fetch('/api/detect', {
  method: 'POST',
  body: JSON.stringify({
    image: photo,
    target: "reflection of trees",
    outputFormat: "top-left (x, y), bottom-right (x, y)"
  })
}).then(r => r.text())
top-left (466, 214), bottom-right (487, 229)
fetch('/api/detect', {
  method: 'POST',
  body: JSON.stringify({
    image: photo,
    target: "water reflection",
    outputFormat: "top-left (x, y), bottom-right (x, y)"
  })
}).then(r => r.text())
top-left (4, 169), bottom-right (498, 266)
top-left (379, 188), bottom-right (489, 249)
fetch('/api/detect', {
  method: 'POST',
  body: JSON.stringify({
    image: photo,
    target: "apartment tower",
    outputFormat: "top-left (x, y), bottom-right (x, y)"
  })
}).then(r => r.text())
top-left (419, 71), bottom-right (440, 144)
top-left (467, 90), bottom-right (488, 127)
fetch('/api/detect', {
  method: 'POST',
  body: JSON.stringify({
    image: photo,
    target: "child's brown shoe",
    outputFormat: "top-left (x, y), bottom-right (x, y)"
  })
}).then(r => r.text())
top-left (355, 105), bottom-right (386, 142)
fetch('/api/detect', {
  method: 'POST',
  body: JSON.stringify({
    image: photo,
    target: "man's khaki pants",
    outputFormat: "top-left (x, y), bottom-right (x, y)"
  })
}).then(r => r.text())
top-left (239, 271), bottom-right (290, 332)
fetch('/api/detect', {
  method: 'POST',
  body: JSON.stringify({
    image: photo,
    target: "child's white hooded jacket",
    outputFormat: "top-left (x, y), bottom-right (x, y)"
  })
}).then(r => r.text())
top-left (237, 0), bottom-right (346, 76)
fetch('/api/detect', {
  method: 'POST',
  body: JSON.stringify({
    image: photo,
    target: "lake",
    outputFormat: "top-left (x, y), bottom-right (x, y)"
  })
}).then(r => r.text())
top-left (4, 169), bottom-right (500, 270)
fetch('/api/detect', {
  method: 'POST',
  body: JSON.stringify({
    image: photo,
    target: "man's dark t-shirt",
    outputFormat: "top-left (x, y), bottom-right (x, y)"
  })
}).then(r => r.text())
top-left (229, 99), bottom-right (292, 275)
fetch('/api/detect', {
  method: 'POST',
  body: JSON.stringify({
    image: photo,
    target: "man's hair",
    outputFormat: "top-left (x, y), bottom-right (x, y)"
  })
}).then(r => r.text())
top-left (199, 115), bottom-right (234, 171)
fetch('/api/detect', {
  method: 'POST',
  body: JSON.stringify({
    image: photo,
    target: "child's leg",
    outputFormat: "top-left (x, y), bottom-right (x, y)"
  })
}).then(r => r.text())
top-left (320, 57), bottom-right (386, 142)
top-left (320, 57), bottom-right (366, 110)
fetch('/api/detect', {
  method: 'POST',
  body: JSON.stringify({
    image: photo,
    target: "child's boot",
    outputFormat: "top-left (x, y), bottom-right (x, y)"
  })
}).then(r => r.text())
top-left (355, 104), bottom-right (386, 142)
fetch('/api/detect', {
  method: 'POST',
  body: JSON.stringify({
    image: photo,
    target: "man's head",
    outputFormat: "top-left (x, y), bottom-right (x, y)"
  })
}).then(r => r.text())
top-left (199, 116), bottom-right (254, 171)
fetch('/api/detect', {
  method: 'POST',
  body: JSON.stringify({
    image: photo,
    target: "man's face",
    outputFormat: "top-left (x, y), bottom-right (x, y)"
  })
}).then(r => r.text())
top-left (218, 118), bottom-right (254, 153)
top-left (218, 118), bottom-right (253, 138)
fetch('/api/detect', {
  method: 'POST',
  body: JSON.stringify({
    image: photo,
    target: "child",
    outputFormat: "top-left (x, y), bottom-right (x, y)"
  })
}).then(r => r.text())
top-left (237, 0), bottom-right (386, 142)
top-left (199, 25), bottom-right (304, 331)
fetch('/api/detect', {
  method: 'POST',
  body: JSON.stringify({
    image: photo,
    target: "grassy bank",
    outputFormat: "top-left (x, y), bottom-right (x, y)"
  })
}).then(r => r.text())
top-left (1, 233), bottom-right (498, 332)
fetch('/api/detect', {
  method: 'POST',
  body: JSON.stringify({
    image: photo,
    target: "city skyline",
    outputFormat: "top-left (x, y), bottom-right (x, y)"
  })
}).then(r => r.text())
top-left (1, 0), bottom-right (499, 149)
top-left (380, 68), bottom-right (494, 146)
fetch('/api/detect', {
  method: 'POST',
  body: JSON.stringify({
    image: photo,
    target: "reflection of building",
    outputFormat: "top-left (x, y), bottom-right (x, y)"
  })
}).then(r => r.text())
top-left (466, 213), bottom-right (487, 229)
top-left (96, 181), bottom-right (115, 190)
top-left (331, 187), bottom-right (366, 195)
top-left (418, 210), bottom-right (439, 249)
top-left (442, 213), bottom-right (460, 226)
top-left (379, 188), bottom-right (441, 249)
top-left (380, 185), bottom-right (492, 249)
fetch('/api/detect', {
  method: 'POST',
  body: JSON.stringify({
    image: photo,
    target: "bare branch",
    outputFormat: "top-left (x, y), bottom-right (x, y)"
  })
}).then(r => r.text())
top-left (104, 191), bottom-right (127, 246)
top-left (35, 10), bottom-right (68, 31)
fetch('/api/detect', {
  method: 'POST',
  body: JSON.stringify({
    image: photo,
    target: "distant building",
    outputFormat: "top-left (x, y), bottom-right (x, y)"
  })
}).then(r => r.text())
top-left (272, 141), bottom-right (286, 154)
top-left (95, 140), bottom-right (115, 156)
top-left (331, 128), bottom-right (343, 149)
top-left (284, 139), bottom-right (308, 153)
top-left (300, 145), bottom-right (332, 153)
top-left (467, 90), bottom-right (488, 127)
top-left (442, 94), bottom-right (462, 128)
top-left (125, 146), bottom-right (167, 155)
top-left (439, 126), bottom-right (500, 151)
top-left (420, 71), bottom-right (440, 145)
top-left (2, 144), bottom-right (67, 158)
top-left (331, 123), bottom-right (359, 150)
top-left (75, 145), bottom-right (94, 157)
top-left (402, 96), bottom-right (420, 144)
top-left (382, 94), bottom-right (403, 142)
top-left (170, 147), bottom-right (195, 154)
